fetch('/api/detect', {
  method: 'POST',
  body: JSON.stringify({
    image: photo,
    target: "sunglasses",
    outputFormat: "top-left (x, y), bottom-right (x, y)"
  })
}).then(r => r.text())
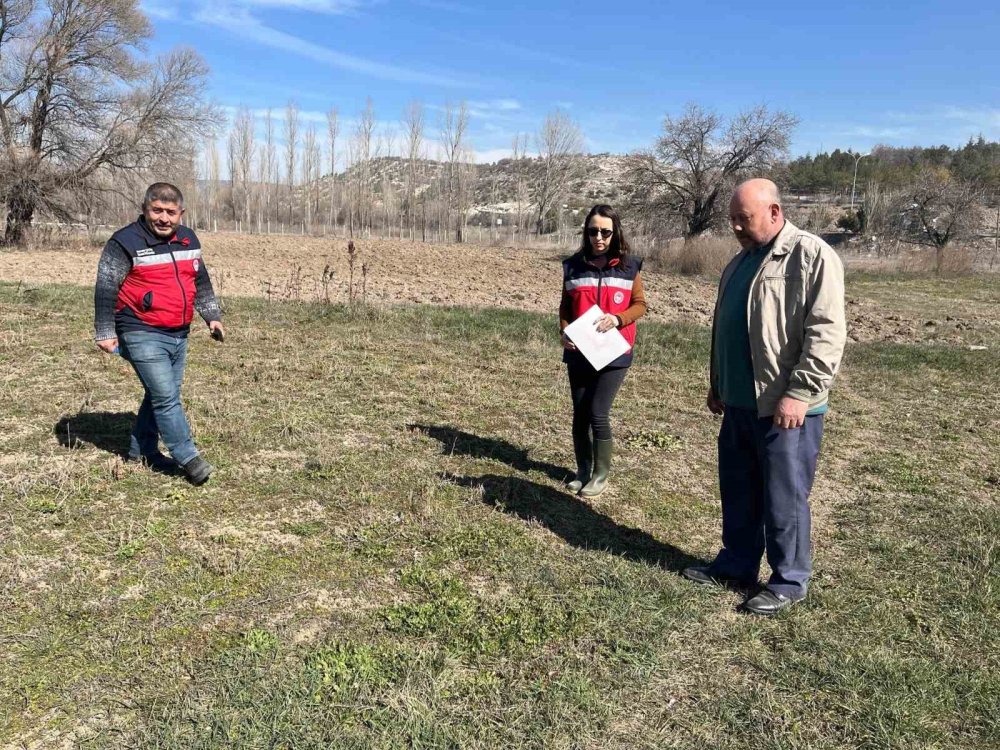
top-left (587, 227), bottom-right (613, 239)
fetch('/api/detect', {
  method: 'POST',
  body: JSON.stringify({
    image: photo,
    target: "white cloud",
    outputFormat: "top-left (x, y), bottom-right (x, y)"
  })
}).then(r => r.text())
top-left (878, 106), bottom-right (1000, 138)
top-left (411, 0), bottom-right (478, 14)
top-left (424, 100), bottom-right (528, 139)
top-left (141, 0), bottom-right (178, 20)
top-left (431, 30), bottom-right (582, 70)
top-left (222, 104), bottom-right (330, 125)
top-left (840, 125), bottom-right (916, 140)
top-left (238, 0), bottom-right (366, 11)
top-left (469, 99), bottom-right (521, 112)
top-left (465, 99), bottom-right (525, 121)
top-left (193, 3), bottom-right (470, 88)
top-left (942, 106), bottom-right (1000, 130)
top-left (800, 106), bottom-right (1000, 156)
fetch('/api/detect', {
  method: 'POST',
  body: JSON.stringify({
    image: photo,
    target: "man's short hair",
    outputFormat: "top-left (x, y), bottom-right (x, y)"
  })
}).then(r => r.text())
top-left (143, 182), bottom-right (184, 209)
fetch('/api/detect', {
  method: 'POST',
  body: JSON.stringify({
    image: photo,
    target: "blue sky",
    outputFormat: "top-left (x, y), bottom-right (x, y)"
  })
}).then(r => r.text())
top-left (141, 0), bottom-right (1000, 166)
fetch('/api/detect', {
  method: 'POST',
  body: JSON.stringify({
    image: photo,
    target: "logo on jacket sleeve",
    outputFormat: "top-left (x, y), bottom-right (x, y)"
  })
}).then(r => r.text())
top-left (613, 291), bottom-right (625, 305)
top-left (193, 259), bottom-right (200, 272)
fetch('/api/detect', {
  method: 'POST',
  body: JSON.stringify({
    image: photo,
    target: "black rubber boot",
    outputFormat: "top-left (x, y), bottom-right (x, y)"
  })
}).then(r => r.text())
top-left (580, 439), bottom-right (612, 498)
top-left (565, 431), bottom-right (593, 494)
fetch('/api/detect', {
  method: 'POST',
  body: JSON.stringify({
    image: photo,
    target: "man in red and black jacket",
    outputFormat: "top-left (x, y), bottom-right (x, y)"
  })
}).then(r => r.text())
top-left (94, 182), bottom-right (225, 485)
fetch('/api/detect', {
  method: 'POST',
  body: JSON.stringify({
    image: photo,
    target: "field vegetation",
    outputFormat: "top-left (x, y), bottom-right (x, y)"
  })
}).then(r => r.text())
top-left (1, 263), bottom-right (997, 748)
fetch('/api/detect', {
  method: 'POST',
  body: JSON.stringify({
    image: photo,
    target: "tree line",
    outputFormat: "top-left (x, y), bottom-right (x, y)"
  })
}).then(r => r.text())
top-left (786, 138), bottom-right (1000, 195)
top-left (201, 101), bottom-right (586, 244)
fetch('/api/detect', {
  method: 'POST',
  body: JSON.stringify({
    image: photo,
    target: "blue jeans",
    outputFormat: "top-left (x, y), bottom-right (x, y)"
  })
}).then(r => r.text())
top-left (119, 330), bottom-right (199, 466)
top-left (710, 406), bottom-right (824, 599)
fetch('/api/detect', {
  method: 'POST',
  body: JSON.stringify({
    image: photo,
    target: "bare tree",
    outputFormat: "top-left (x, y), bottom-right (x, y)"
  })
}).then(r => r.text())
top-left (227, 106), bottom-right (254, 229)
top-left (859, 178), bottom-right (894, 246)
top-left (326, 106), bottom-right (339, 228)
top-left (529, 111), bottom-right (585, 236)
top-left (262, 108), bottom-right (276, 228)
top-left (302, 123), bottom-right (320, 229)
top-left (283, 100), bottom-right (299, 225)
top-left (381, 172), bottom-right (398, 238)
top-left (488, 164), bottom-right (501, 241)
top-left (344, 137), bottom-right (357, 237)
top-left (891, 167), bottom-right (984, 272)
top-left (310, 124), bottom-right (322, 226)
top-left (628, 104), bottom-right (797, 239)
top-left (204, 135), bottom-right (221, 229)
top-left (0, 0), bottom-right (219, 245)
top-left (403, 100), bottom-right (424, 239)
top-left (439, 101), bottom-right (469, 241)
top-left (511, 132), bottom-right (530, 238)
top-left (378, 125), bottom-right (397, 235)
top-left (353, 98), bottom-right (375, 235)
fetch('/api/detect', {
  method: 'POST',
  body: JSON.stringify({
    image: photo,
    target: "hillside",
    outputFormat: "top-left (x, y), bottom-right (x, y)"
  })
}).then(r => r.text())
top-left (299, 153), bottom-right (639, 221)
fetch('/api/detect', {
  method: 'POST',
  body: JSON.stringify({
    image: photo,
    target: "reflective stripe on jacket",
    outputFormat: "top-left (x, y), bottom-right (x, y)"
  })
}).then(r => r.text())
top-left (561, 252), bottom-right (643, 368)
top-left (113, 221), bottom-right (203, 331)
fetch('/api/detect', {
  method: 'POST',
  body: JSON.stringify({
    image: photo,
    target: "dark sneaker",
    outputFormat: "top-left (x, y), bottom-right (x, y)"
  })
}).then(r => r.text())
top-left (742, 589), bottom-right (802, 616)
top-left (181, 456), bottom-right (215, 486)
top-left (127, 452), bottom-right (178, 472)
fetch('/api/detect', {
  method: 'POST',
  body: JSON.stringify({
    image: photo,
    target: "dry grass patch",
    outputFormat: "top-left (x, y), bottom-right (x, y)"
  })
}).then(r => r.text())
top-left (641, 235), bottom-right (738, 277)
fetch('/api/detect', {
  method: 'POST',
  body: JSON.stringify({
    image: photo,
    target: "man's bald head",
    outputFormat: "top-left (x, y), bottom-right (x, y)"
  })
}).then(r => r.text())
top-left (733, 178), bottom-right (781, 208)
top-left (729, 178), bottom-right (784, 249)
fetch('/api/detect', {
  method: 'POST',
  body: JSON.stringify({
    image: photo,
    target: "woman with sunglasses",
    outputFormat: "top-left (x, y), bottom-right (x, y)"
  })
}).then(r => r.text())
top-left (559, 204), bottom-right (647, 497)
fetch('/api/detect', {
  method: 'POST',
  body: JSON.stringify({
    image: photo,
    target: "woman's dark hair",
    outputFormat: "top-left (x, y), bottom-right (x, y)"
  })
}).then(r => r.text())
top-left (577, 204), bottom-right (632, 258)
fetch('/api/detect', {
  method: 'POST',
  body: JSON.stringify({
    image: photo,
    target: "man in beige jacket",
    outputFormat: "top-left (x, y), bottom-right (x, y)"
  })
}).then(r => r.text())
top-left (683, 178), bottom-right (846, 615)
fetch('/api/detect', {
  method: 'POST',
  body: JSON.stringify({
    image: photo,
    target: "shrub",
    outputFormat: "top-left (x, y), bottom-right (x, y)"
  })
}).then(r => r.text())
top-left (642, 235), bottom-right (736, 276)
top-left (900, 246), bottom-right (974, 275)
top-left (837, 210), bottom-right (862, 233)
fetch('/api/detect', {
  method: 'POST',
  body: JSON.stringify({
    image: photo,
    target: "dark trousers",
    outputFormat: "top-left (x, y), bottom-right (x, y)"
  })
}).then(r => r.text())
top-left (712, 406), bottom-right (824, 599)
top-left (567, 363), bottom-right (628, 442)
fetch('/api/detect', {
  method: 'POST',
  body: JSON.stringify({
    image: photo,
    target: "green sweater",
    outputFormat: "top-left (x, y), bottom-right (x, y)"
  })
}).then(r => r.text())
top-left (714, 247), bottom-right (767, 410)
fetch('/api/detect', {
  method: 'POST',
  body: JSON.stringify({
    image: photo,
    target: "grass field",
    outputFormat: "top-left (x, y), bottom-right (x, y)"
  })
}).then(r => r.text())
top-left (1, 277), bottom-right (998, 749)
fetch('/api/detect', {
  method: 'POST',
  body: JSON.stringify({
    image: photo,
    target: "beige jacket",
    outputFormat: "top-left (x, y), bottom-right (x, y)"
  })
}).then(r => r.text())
top-left (710, 220), bottom-right (847, 417)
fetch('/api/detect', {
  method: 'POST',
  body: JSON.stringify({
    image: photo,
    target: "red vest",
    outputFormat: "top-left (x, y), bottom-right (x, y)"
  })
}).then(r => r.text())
top-left (112, 220), bottom-right (202, 330)
top-left (562, 253), bottom-right (642, 349)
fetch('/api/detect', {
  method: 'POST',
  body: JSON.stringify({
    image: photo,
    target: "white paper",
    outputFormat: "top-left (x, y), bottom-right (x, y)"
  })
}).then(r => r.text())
top-left (564, 304), bottom-right (632, 370)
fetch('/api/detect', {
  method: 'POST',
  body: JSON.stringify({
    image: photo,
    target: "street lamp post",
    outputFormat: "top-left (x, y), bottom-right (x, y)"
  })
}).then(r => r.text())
top-left (850, 152), bottom-right (870, 211)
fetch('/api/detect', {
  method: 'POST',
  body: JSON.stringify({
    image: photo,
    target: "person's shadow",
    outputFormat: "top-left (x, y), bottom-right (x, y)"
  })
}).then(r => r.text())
top-left (54, 411), bottom-right (135, 456)
top-left (443, 472), bottom-right (704, 573)
top-left (53, 411), bottom-right (178, 475)
top-left (410, 424), bottom-right (569, 483)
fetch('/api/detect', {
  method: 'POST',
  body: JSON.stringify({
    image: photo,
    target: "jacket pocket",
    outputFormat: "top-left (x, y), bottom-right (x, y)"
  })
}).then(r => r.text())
top-left (762, 273), bottom-right (801, 283)
top-left (761, 273), bottom-right (803, 302)
top-left (142, 291), bottom-right (154, 311)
